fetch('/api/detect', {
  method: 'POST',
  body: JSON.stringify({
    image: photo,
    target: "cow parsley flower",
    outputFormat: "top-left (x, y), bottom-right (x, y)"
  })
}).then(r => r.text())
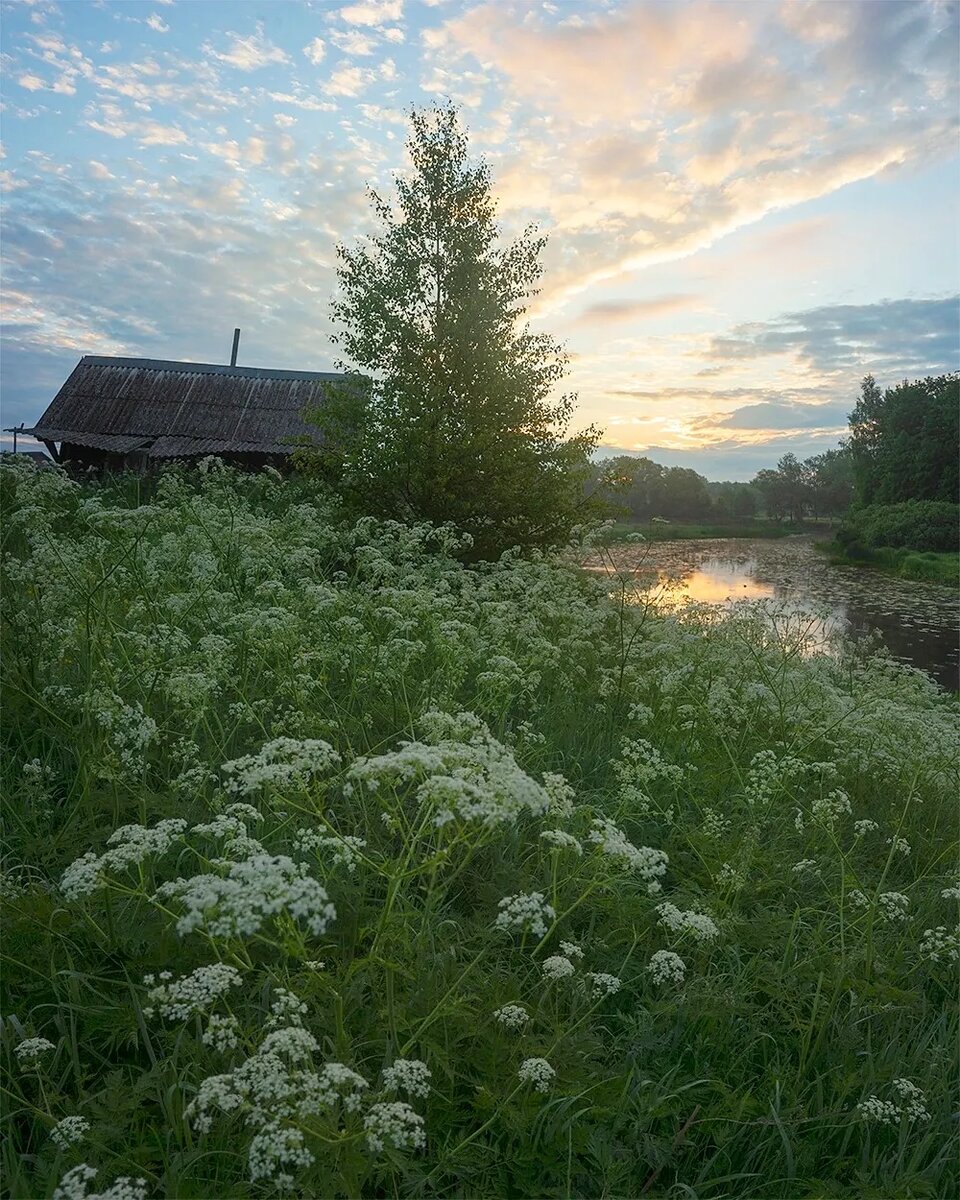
top-left (919, 925), bottom-right (959, 962)
top-left (518, 1057), bottom-right (555, 1093)
top-left (221, 738), bottom-right (341, 796)
top-left (203, 1014), bottom-right (241, 1053)
top-left (542, 772), bottom-right (575, 819)
top-left (792, 859), bottom-right (818, 875)
top-left (647, 950), bottom-right (686, 985)
top-left (878, 891), bottom-right (909, 921)
top-left (143, 964), bottom-right (242, 1021)
top-left (541, 955), bottom-right (575, 980)
top-left (248, 1122), bottom-right (314, 1185)
top-left (49, 1116), bottom-right (90, 1150)
top-left (655, 902), bottom-right (719, 942)
top-left (382, 1059), bottom-right (431, 1098)
top-left (941, 882), bottom-right (960, 901)
top-left (493, 1003), bottom-right (529, 1030)
top-left (811, 789), bottom-right (851, 826)
top-left (886, 837), bottom-right (911, 857)
top-left (560, 940), bottom-right (584, 960)
top-left (266, 988), bottom-right (308, 1029)
top-left (156, 854), bottom-right (336, 939)
top-left (53, 1164), bottom-right (147, 1200)
top-left (587, 972), bottom-right (622, 996)
top-left (363, 1102), bottom-right (426, 1152)
top-left (587, 818), bottom-right (668, 880)
top-left (540, 829), bottom-right (583, 855)
top-left (293, 828), bottom-right (366, 872)
top-left (14, 1036), bottom-right (56, 1067)
top-left (853, 819), bottom-right (879, 837)
top-left (857, 1079), bottom-right (930, 1125)
top-left (494, 892), bottom-right (556, 938)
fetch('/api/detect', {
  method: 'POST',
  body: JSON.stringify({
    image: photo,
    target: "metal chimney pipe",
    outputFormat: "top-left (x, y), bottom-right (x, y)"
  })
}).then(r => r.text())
top-left (230, 328), bottom-right (241, 367)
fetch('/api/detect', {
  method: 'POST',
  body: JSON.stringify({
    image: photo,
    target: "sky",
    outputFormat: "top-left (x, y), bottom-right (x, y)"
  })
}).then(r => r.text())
top-left (1, 0), bottom-right (957, 480)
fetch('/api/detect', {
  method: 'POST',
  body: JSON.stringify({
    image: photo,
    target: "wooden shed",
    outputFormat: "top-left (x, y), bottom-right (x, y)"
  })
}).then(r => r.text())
top-left (20, 355), bottom-right (348, 470)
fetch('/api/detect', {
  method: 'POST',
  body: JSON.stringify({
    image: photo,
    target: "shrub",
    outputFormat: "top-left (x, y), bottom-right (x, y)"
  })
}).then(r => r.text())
top-left (837, 500), bottom-right (959, 552)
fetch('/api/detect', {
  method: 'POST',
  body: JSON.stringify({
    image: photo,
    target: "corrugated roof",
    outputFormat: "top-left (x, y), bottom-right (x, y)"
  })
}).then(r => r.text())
top-left (25, 356), bottom-right (348, 457)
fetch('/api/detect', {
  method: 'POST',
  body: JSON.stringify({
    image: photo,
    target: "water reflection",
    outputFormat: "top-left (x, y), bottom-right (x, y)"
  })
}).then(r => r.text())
top-left (584, 536), bottom-right (959, 691)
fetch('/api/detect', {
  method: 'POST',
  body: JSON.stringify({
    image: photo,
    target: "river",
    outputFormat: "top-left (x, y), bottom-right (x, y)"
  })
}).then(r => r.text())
top-left (585, 535), bottom-right (959, 692)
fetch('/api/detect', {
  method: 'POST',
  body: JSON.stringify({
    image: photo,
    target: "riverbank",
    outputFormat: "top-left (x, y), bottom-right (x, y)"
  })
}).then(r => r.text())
top-left (818, 540), bottom-right (959, 588)
top-left (607, 519), bottom-right (808, 541)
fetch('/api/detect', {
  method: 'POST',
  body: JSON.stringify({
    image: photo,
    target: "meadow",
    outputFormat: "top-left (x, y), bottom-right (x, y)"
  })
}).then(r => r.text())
top-left (2, 457), bottom-right (958, 1199)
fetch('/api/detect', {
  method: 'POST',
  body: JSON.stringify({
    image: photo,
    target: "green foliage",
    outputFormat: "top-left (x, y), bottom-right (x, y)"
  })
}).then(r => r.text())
top-left (837, 500), bottom-right (959, 553)
top-left (848, 374), bottom-right (960, 506)
top-left (297, 103), bottom-right (600, 561)
top-left (2, 458), bottom-right (958, 1199)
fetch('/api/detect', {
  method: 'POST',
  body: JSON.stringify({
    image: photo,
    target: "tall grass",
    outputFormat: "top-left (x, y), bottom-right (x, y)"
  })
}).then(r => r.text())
top-left (2, 458), bottom-right (957, 1199)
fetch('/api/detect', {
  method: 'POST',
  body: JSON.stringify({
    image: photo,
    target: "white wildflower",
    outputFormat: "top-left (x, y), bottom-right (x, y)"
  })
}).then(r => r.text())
top-left (248, 1121), bottom-right (314, 1184)
top-left (646, 950), bottom-right (686, 985)
top-left (559, 940), bottom-right (584, 960)
top-left (493, 1003), bottom-right (529, 1030)
top-left (886, 837), bottom-right (911, 857)
top-left (811, 789), bottom-right (851, 826)
top-left (518, 1057), bottom-right (555, 1093)
top-left (221, 738), bottom-right (341, 796)
top-left (382, 1058), bottom-right (431, 1098)
top-left (53, 1164), bottom-right (147, 1200)
top-left (587, 818), bottom-right (668, 880)
top-left (14, 1036), bottom-right (56, 1067)
top-left (49, 1116), bottom-right (90, 1150)
top-left (848, 889), bottom-right (869, 908)
top-left (586, 972), bottom-right (621, 996)
top-left (854, 819), bottom-right (879, 837)
top-left (156, 854), bottom-right (336, 939)
top-left (143, 964), bottom-right (242, 1021)
top-left (293, 828), bottom-right (366, 872)
top-left (266, 988), bottom-right (308, 1029)
top-left (878, 891), bottom-right (909, 921)
top-left (919, 925), bottom-right (959, 962)
top-left (941, 882), bottom-right (960, 901)
top-left (203, 1014), bottom-right (241, 1053)
top-left (363, 1101), bottom-right (426, 1152)
top-left (655, 902), bottom-right (719, 943)
top-left (541, 955), bottom-right (575, 980)
top-left (856, 1096), bottom-right (901, 1126)
top-left (542, 772), bottom-right (575, 819)
top-left (792, 859), bottom-right (818, 875)
top-left (857, 1080), bottom-right (930, 1125)
top-left (494, 892), bottom-right (556, 938)
top-left (540, 829), bottom-right (583, 855)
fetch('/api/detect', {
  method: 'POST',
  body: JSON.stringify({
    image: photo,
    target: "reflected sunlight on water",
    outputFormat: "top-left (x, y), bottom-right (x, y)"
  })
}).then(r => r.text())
top-left (583, 536), bottom-right (959, 690)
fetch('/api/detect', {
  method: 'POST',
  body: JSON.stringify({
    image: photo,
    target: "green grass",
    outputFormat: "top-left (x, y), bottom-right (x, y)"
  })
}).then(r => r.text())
top-left (819, 540), bottom-right (960, 588)
top-left (2, 458), bottom-right (958, 1199)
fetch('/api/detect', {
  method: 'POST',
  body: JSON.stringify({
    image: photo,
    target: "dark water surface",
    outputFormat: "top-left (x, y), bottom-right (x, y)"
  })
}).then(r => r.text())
top-left (587, 536), bottom-right (959, 691)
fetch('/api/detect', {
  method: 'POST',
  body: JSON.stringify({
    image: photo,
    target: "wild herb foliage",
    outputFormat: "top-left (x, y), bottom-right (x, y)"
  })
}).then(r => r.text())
top-left (2, 458), bottom-right (958, 1199)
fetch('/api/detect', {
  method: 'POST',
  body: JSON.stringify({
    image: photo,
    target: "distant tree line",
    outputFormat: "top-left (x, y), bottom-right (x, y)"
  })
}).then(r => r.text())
top-left (591, 448), bottom-right (853, 525)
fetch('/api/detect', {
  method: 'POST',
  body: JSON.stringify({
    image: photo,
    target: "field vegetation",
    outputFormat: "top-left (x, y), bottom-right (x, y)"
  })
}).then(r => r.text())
top-left (2, 458), bottom-right (958, 1199)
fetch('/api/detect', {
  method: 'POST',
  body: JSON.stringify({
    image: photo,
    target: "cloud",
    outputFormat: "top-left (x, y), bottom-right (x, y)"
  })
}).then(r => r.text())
top-left (18, 73), bottom-right (46, 91)
top-left (209, 24), bottom-right (289, 71)
top-left (339, 0), bottom-right (403, 27)
top-left (330, 30), bottom-right (376, 55)
top-left (435, 0), bottom-right (959, 308)
top-left (324, 64), bottom-right (377, 97)
top-left (303, 36), bottom-right (326, 64)
top-left (145, 13), bottom-right (169, 33)
top-left (578, 294), bottom-right (702, 324)
top-left (709, 296), bottom-right (960, 375)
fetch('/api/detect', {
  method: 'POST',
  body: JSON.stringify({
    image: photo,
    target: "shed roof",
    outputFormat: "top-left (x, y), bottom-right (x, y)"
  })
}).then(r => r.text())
top-left (23, 356), bottom-right (348, 457)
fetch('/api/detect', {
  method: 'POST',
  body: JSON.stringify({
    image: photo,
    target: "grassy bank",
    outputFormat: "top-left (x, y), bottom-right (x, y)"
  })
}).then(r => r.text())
top-left (2, 459), bottom-right (958, 1199)
top-left (819, 540), bottom-right (960, 588)
top-left (606, 519), bottom-right (804, 541)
